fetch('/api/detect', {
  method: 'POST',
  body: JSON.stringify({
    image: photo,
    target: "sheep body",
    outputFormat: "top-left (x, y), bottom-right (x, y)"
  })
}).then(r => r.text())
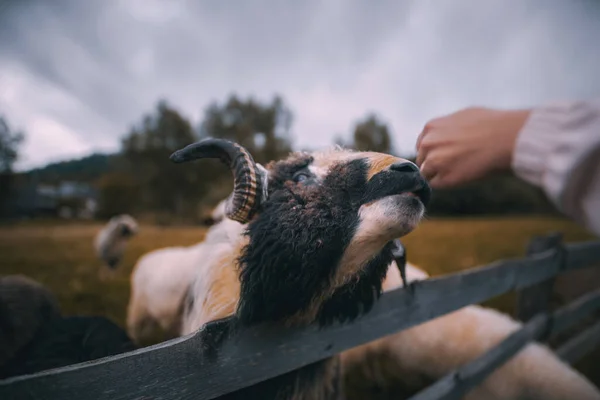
top-left (0, 315), bottom-right (135, 379)
top-left (127, 218), bottom-right (242, 343)
top-left (0, 275), bottom-right (135, 379)
top-left (0, 275), bottom-right (61, 368)
top-left (341, 262), bottom-right (600, 400)
top-left (210, 199), bottom-right (227, 224)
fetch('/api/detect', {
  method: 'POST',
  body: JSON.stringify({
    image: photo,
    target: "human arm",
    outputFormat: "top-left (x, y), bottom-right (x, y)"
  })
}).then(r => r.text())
top-left (416, 100), bottom-right (600, 235)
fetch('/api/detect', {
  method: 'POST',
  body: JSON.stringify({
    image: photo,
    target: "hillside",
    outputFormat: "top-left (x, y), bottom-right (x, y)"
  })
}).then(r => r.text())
top-left (24, 153), bottom-right (118, 184)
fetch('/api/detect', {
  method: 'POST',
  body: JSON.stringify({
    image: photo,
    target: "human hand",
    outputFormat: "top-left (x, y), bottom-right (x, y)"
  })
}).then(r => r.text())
top-left (416, 107), bottom-right (531, 188)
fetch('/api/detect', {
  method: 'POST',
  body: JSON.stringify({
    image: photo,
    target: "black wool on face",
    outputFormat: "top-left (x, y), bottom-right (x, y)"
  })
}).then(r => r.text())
top-left (317, 241), bottom-right (394, 326)
top-left (236, 158), bottom-right (394, 326)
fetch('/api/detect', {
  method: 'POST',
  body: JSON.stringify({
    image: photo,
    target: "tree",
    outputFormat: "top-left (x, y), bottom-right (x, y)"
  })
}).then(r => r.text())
top-left (0, 116), bottom-right (25, 218)
top-left (333, 134), bottom-right (349, 149)
top-left (0, 115), bottom-right (24, 173)
top-left (121, 100), bottom-right (204, 218)
top-left (335, 113), bottom-right (395, 154)
top-left (198, 94), bottom-right (294, 165)
top-left (352, 114), bottom-right (393, 154)
top-left (96, 173), bottom-right (140, 219)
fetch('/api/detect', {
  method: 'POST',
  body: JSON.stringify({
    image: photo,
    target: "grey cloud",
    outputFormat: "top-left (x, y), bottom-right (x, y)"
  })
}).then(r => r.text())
top-left (0, 0), bottom-right (599, 169)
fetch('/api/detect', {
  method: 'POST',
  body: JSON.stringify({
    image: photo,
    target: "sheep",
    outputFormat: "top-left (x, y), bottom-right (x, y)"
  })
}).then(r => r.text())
top-left (168, 138), bottom-right (600, 400)
top-left (126, 217), bottom-right (243, 345)
top-left (171, 138), bottom-right (432, 399)
top-left (94, 214), bottom-right (138, 280)
top-left (205, 198), bottom-right (227, 225)
top-left (0, 275), bottom-right (61, 368)
top-left (0, 275), bottom-right (136, 379)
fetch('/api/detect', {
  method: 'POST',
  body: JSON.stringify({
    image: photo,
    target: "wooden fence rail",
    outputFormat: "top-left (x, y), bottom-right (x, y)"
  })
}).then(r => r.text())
top-left (557, 320), bottom-right (600, 364)
top-left (1, 234), bottom-right (599, 400)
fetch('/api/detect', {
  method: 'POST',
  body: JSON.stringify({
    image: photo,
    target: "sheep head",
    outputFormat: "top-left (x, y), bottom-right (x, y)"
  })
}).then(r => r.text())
top-left (171, 139), bottom-right (430, 326)
top-left (113, 215), bottom-right (139, 238)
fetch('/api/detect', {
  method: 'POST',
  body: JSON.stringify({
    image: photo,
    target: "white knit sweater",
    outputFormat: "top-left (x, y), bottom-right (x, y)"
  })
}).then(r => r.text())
top-left (513, 99), bottom-right (600, 236)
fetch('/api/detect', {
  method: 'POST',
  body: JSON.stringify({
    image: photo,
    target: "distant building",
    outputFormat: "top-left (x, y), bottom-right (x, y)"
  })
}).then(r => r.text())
top-left (4, 175), bottom-right (98, 219)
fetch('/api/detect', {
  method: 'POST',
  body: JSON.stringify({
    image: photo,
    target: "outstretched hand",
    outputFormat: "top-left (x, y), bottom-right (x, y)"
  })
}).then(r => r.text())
top-left (415, 107), bottom-right (531, 188)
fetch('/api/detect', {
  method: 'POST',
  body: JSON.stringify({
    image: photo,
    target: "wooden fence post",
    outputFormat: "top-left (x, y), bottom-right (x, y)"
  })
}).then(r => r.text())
top-left (515, 232), bottom-right (563, 322)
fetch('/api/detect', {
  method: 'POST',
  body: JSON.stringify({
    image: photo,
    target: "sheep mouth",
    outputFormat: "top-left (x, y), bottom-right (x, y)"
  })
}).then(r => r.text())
top-left (362, 174), bottom-right (431, 207)
top-left (402, 185), bottom-right (431, 206)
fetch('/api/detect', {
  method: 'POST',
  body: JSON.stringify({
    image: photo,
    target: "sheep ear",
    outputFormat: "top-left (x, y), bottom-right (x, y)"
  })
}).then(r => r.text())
top-left (256, 163), bottom-right (270, 203)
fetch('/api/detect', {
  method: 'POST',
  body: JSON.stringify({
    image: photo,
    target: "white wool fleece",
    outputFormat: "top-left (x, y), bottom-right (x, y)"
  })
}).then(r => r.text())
top-left (342, 263), bottom-right (600, 400)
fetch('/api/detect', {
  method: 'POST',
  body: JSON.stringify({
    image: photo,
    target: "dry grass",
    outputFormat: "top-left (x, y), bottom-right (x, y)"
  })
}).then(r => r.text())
top-left (1, 216), bottom-right (594, 328)
top-left (402, 216), bottom-right (597, 314)
top-left (0, 223), bottom-right (207, 327)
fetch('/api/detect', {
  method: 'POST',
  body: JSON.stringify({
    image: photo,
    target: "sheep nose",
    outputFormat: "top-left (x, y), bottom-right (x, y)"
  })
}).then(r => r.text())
top-left (390, 161), bottom-right (419, 173)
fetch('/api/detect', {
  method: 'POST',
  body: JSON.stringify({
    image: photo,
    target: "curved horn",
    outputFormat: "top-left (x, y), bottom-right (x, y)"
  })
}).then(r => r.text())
top-left (170, 138), bottom-right (266, 224)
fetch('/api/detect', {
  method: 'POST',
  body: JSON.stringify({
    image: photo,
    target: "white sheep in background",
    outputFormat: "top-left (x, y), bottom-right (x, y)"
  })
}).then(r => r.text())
top-left (94, 214), bottom-right (138, 280)
top-left (126, 217), bottom-right (242, 344)
top-left (209, 198), bottom-right (227, 224)
top-left (156, 137), bottom-right (600, 399)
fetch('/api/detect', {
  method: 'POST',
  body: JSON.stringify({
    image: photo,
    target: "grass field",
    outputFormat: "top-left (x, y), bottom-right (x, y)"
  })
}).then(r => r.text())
top-left (1, 216), bottom-right (596, 327)
top-left (1, 216), bottom-right (599, 385)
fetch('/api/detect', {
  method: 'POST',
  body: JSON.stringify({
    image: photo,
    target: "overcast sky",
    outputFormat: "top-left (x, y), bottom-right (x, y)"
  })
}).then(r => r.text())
top-left (1, 0), bottom-right (599, 170)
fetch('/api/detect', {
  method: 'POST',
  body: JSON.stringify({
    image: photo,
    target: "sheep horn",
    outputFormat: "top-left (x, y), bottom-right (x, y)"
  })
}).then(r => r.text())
top-left (170, 138), bottom-right (266, 224)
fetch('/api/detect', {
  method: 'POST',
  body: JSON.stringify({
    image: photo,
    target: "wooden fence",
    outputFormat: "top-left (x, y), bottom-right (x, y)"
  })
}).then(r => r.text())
top-left (1, 232), bottom-right (599, 400)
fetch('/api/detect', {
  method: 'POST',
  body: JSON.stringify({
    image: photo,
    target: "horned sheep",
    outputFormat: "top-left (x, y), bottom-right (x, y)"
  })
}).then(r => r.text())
top-left (167, 138), bottom-right (600, 400)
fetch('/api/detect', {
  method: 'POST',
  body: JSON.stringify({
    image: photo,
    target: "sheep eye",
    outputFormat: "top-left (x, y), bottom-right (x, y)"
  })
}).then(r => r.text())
top-left (294, 173), bottom-right (309, 183)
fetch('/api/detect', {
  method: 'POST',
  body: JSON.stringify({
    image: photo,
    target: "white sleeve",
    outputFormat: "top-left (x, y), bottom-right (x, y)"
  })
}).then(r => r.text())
top-left (512, 99), bottom-right (600, 236)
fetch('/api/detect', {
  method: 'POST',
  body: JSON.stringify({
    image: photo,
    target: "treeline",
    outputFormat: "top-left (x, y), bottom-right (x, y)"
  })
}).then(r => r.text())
top-left (96, 96), bottom-right (296, 222)
top-left (0, 116), bottom-right (24, 218)
top-left (0, 94), bottom-right (559, 222)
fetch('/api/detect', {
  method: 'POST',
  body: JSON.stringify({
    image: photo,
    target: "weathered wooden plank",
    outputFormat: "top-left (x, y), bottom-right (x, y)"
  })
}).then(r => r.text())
top-left (408, 288), bottom-right (600, 400)
top-left (556, 320), bottom-right (600, 364)
top-left (552, 288), bottom-right (600, 333)
top-left (565, 241), bottom-right (600, 270)
top-left (1, 239), bottom-right (599, 400)
top-left (516, 233), bottom-right (562, 322)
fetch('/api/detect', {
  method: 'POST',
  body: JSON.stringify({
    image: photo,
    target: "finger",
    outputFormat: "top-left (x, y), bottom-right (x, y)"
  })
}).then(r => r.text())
top-left (430, 171), bottom-right (467, 189)
top-left (429, 175), bottom-right (458, 189)
top-left (415, 147), bottom-right (427, 166)
top-left (419, 159), bottom-right (437, 181)
top-left (428, 174), bottom-right (444, 188)
top-left (428, 168), bottom-right (456, 188)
